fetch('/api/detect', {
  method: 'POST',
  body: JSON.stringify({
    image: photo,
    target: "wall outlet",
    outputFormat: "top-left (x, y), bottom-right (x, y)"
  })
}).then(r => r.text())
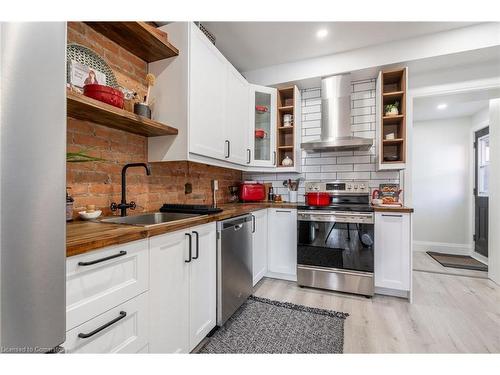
top-left (212, 179), bottom-right (219, 191)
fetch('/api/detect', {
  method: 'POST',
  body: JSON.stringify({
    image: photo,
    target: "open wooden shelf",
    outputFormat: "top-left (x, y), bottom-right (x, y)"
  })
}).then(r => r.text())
top-left (380, 68), bottom-right (406, 165)
top-left (383, 114), bottom-right (404, 123)
top-left (85, 22), bottom-right (179, 62)
top-left (67, 91), bottom-right (178, 137)
top-left (278, 145), bottom-right (294, 150)
top-left (278, 126), bottom-right (294, 131)
top-left (278, 105), bottom-right (294, 111)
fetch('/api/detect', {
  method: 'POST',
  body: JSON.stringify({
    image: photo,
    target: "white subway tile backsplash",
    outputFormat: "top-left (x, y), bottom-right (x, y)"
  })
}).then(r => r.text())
top-left (303, 112), bottom-right (321, 121)
top-left (353, 81), bottom-right (375, 92)
top-left (337, 155), bottom-right (371, 164)
top-left (337, 172), bottom-right (371, 180)
top-left (302, 119), bottom-right (321, 129)
top-left (302, 105), bottom-right (321, 114)
top-left (321, 164), bottom-right (353, 172)
top-left (305, 157), bottom-right (337, 165)
top-left (304, 127), bottom-right (322, 136)
top-left (245, 78), bottom-right (400, 198)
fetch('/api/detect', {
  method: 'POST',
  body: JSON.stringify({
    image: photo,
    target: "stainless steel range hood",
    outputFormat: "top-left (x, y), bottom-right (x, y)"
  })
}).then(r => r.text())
top-left (301, 74), bottom-right (373, 152)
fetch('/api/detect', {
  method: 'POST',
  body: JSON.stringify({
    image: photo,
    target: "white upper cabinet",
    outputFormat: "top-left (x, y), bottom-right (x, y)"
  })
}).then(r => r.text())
top-left (149, 22), bottom-right (251, 168)
top-left (225, 64), bottom-right (250, 165)
top-left (189, 25), bottom-right (228, 160)
top-left (248, 85), bottom-right (277, 168)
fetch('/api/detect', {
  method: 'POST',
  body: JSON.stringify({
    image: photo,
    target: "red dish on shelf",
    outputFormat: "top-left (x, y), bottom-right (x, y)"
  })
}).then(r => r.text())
top-left (255, 129), bottom-right (267, 139)
top-left (255, 105), bottom-right (268, 113)
top-left (83, 84), bottom-right (124, 109)
top-left (305, 192), bottom-right (331, 207)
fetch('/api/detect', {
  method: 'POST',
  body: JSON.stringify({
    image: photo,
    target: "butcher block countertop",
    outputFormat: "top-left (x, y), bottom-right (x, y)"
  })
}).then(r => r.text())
top-left (66, 202), bottom-right (298, 257)
top-left (372, 205), bottom-right (414, 213)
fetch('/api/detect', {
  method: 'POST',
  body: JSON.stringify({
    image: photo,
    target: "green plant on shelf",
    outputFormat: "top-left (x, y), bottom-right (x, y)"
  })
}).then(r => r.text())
top-left (67, 148), bottom-right (106, 163)
top-left (384, 101), bottom-right (399, 116)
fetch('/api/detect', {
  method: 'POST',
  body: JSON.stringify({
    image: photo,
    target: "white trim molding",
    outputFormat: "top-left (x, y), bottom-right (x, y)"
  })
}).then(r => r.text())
top-left (413, 241), bottom-right (473, 255)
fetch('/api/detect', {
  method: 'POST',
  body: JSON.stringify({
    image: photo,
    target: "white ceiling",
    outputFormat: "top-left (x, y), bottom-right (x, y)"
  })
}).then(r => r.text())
top-left (413, 89), bottom-right (500, 122)
top-left (202, 22), bottom-right (478, 72)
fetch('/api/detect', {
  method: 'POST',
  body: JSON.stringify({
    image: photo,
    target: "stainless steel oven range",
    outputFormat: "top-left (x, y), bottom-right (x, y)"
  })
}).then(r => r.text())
top-left (297, 181), bottom-right (374, 296)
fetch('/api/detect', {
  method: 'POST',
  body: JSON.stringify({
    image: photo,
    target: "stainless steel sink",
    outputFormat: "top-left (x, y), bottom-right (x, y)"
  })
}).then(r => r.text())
top-left (100, 212), bottom-right (205, 227)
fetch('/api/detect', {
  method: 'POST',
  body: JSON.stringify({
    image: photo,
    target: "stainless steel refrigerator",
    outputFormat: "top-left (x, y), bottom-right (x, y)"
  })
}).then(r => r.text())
top-left (1, 22), bottom-right (67, 353)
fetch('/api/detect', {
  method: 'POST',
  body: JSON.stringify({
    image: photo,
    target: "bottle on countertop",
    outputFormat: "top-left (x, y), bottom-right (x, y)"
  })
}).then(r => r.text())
top-left (268, 187), bottom-right (275, 202)
top-left (66, 187), bottom-right (74, 222)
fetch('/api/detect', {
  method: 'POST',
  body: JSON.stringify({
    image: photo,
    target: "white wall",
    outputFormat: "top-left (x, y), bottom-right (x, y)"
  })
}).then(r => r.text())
top-left (412, 116), bottom-right (475, 254)
top-left (489, 99), bottom-right (500, 284)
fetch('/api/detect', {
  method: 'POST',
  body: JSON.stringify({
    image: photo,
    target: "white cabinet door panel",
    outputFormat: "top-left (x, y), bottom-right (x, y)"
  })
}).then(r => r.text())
top-left (374, 212), bottom-right (411, 291)
top-left (252, 209), bottom-right (268, 285)
top-left (65, 292), bottom-right (149, 354)
top-left (189, 25), bottom-right (226, 160)
top-left (226, 65), bottom-right (250, 165)
top-left (267, 209), bottom-right (297, 278)
top-left (188, 223), bottom-right (217, 351)
top-left (149, 231), bottom-right (190, 353)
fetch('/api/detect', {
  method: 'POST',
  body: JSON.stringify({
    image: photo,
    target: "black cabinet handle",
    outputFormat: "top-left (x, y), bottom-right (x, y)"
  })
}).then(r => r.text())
top-left (78, 311), bottom-right (127, 339)
top-left (185, 233), bottom-right (192, 262)
top-left (251, 214), bottom-right (256, 233)
top-left (381, 214), bottom-right (403, 218)
top-left (225, 140), bottom-right (230, 158)
top-left (78, 251), bottom-right (127, 266)
top-left (273, 151), bottom-right (277, 166)
top-left (192, 231), bottom-right (199, 260)
top-left (247, 149), bottom-right (251, 164)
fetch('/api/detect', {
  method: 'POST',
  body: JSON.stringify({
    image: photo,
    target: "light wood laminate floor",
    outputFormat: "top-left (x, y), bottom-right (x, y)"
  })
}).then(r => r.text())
top-left (253, 271), bottom-right (500, 353)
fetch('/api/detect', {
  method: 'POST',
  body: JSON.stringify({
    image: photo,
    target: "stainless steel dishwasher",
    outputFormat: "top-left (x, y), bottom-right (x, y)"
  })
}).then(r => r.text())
top-left (216, 214), bottom-right (253, 326)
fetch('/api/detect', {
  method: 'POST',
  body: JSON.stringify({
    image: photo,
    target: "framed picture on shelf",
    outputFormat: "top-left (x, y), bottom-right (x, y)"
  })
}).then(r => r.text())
top-left (69, 60), bottom-right (107, 89)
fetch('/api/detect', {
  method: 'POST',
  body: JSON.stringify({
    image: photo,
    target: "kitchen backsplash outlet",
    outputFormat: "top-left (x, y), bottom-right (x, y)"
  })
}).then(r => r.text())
top-left (243, 79), bottom-right (401, 202)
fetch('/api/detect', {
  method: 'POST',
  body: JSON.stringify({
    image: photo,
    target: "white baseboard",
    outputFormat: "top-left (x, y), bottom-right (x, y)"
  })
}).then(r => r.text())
top-left (375, 287), bottom-right (410, 299)
top-left (471, 251), bottom-right (488, 265)
top-left (413, 240), bottom-right (472, 255)
top-left (265, 271), bottom-right (297, 282)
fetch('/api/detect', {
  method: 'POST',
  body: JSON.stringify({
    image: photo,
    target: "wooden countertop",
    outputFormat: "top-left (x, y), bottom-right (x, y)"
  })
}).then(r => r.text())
top-left (67, 202), bottom-right (298, 257)
top-left (372, 205), bottom-right (414, 213)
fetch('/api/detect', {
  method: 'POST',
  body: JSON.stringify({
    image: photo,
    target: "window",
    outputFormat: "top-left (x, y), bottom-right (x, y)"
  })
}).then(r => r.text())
top-left (478, 134), bottom-right (490, 196)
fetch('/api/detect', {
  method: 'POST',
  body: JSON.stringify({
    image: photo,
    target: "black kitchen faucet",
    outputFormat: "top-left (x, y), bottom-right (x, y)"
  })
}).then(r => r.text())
top-left (110, 163), bottom-right (152, 217)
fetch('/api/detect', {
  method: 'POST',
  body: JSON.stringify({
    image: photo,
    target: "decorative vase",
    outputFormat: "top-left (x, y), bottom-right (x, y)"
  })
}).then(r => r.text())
top-left (281, 156), bottom-right (293, 167)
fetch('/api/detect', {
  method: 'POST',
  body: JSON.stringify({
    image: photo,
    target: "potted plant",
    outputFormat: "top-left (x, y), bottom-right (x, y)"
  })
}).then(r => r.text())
top-left (384, 101), bottom-right (399, 116)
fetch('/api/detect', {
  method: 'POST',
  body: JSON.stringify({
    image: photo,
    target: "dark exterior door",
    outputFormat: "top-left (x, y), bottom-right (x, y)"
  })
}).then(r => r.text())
top-left (474, 127), bottom-right (489, 257)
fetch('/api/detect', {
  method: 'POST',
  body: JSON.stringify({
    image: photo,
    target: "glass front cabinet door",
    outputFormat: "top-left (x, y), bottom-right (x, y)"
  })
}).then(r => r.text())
top-left (248, 84), bottom-right (277, 167)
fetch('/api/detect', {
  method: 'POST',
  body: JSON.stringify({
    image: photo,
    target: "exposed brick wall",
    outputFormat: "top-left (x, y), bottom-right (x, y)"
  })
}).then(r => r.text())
top-left (67, 22), bottom-right (242, 217)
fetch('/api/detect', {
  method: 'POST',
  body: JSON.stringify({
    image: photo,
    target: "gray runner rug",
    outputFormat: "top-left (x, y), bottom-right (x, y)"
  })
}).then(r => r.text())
top-left (198, 296), bottom-right (348, 354)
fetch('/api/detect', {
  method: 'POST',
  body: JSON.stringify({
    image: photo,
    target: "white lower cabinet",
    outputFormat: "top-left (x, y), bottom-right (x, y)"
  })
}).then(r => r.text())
top-left (374, 212), bottom-right (412, 297)
top-left (251, 209), bottom-right (268, 286)
top-left (65, 292), bottom-right (149, 353)
top-left (149, 222), bottom-right (217, 353)
top-left (66, 239), bottom-right (149, 331)
top-left (267, 208), bottom-right (297, 280)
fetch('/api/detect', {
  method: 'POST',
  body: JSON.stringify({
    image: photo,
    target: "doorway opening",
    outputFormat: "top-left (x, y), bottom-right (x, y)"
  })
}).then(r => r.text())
top-left (411, 90), bottom-right (493, 277)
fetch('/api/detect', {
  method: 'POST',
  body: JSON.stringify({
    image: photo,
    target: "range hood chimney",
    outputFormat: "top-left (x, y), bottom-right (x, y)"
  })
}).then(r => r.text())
top-left (301, 74), bottom-right (373, 152)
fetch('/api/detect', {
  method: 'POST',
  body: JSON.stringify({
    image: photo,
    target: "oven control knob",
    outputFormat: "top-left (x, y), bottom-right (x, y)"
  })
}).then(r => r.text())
top-left (354, 184), bottom-right (358, 189)
top-left (360, 184), bottom-right (366, 190)
top-left (347, 185), bottom-right (352, 190)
